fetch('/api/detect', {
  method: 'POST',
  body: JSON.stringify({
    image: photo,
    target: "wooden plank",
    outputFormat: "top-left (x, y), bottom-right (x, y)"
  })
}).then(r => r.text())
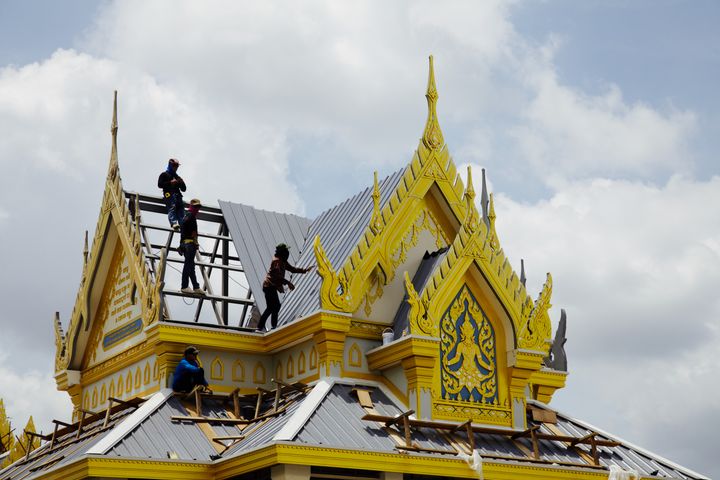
top-left (351, 388), bottom-right (374, 409)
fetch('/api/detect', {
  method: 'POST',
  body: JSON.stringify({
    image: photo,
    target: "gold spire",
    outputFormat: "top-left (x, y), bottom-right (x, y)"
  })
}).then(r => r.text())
top-left (488, 193), bottom-right (499, 249)
top-left (422, 55), bottom-right (445, 150)
top-left (463, 166), bottom-right (479, 233)
top-left (370, 171), bottom-right (383, 234)
top-left (108, 90), bottom-right (119, 181)
top-left (83, 230), bottom-right (89, 265)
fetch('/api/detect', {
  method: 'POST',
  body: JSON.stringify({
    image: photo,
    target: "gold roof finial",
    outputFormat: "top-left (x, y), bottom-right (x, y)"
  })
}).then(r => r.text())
top-left (488, 193), bottom-right (499, 249)
top-left (422, 55), bottom-right (445, 150)
top-left (83, 230), bottom-right (89, 265)
top-left (370, 171), bottom-right (383, 234)
top-left (463, 166), bottom-right (479, 233)
top-left (108, 90), bottom-right (119, 181)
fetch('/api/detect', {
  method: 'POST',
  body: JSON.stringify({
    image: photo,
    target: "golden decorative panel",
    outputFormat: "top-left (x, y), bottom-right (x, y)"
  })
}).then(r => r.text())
top-left (440, 284), bottom-right (498, 405)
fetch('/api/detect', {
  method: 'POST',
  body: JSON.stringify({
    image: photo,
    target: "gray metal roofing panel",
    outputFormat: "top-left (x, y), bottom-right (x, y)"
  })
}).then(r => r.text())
top-left (278, 168), bottom-right (406, 324)
top-left (107, 397), bottom-right (223, 460)
top-left (219, 201), bottom-right (312, 313)
top-left (543, 409), bottom-right (703, 479)
top-left (222, 391), bottom-right (307, 456)
top-left (0, 408), bottom-right (135, 480)
top-left (392, 248), bottom-right (448, 339)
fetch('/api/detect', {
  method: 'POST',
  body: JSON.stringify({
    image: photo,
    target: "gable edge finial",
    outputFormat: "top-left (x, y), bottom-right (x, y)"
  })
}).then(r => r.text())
top-left (422, 55), bottom-right (445, 150)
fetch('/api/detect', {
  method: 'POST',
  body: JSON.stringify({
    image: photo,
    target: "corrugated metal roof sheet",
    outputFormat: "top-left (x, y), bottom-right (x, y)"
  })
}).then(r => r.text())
top-left (278, 168), bottom-right (406, 324)
top-left (392, 247), bottom-right (448, 339)
top-left (219, 201), bottom-right (312, 313)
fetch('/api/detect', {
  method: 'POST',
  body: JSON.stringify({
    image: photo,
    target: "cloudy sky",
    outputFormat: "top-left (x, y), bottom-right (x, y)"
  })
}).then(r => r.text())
top-left (0, 0), bottom-right (717, 477)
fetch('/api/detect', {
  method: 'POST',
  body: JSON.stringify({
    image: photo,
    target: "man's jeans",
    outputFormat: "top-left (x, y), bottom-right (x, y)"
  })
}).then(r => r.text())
top-left (165, 192), bottom-right (184, 227)
top-left (182, 243), bottom-right (200, 289)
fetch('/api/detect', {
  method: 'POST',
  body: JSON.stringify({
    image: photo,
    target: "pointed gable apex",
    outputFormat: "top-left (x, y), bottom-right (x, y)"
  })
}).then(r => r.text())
top-left (55, 92), bottom-right (160, 379)
top-left (313, 56), bottom-right (470, 314)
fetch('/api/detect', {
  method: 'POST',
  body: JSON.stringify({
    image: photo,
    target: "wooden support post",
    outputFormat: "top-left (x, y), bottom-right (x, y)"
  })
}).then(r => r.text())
top-left (76, 409), bottom-right (93, 439)
top-left (273, 384), bottom-right (281, 412)
top-left (195, 388), bottom-right (202, 416)
top-left (466, 421), bottom-right (475, 451)
top-left (254, 388), bottom-right (267, 419)
top-left (402, 415), bottom-right (412, 448)
top-left (103, 398), bottom-right (115, 428)
top-left (530, 426), bottom-right (540, 459)
top-left (590, 435), bottom-right (598, 465)
top-left (231, 388), bottom-right (240, 419)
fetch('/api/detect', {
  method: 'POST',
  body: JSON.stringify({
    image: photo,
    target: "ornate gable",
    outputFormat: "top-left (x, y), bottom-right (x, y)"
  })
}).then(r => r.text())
top-left (54, 93), bottom-right (161, 413)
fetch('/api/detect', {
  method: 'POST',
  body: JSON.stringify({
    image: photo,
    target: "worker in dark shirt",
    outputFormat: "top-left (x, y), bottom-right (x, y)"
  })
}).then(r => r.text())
top-left (257, 243), bottom-right (313, 332)
top-left (180, 198), bottom-right (205, 295)
top-left (157, 158), bottom-right (187, 231)
top-left (172, 346), bottom-right (210, 393)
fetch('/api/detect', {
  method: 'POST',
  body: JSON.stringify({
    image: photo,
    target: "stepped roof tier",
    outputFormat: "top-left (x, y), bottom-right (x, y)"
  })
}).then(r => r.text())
top-left (2, 57), bottom-right (707, 480)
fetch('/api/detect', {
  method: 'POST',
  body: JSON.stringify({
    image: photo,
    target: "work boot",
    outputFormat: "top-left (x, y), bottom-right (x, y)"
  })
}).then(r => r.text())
top-left (181, 287), bottom-right (194, 294)
top-left (172, 222), bottom-right (180, 231)
top-left (193, 287), bottom-right (206, 295)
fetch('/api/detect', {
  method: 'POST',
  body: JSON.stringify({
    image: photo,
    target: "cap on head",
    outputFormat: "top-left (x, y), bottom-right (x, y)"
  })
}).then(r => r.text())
top-left (184, 345), bottom-right (199, 356)
top-left (190, 198), bottom-right (202, 207)
top-left (169, 158), bottom-right (181, 166)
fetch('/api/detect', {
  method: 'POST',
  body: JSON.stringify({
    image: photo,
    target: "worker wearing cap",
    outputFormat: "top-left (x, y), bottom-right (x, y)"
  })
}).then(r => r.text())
top-left (171, 346), bottom-right (210, 393)
top-left (180, 199), bottom-right (205, 295)
top-left (157, 158), bottom-right (187, 230)
top-left (257, 243), bottom-right (313, 332)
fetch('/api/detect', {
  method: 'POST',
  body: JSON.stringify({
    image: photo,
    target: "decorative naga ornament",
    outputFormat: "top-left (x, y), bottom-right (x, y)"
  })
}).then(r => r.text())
top-left (369, 171), bottom-right (383, 235)
top-left (518, 273), bottom-right (553, 352)
top-left (403, 271), bottom-right (433, 335)
top-left (440, 285), bottom-right (498, 405)
top-left (313, 235), bottom-right (351, 311)
top-left (463, 166), bottom-right (480, 233)
top-left (422, 56), bottom-right (445, 151)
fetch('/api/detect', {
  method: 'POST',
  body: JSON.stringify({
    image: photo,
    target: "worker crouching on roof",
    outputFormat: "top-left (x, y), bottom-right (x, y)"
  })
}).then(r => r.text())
top-left (180, 199), bottom-right (205, 295)
top-left (158, 158), bottom-right (186, 231)
top-left (172, 346), bottom-right (211, 393)
top-left (257, 243), bottom-right (313, 332)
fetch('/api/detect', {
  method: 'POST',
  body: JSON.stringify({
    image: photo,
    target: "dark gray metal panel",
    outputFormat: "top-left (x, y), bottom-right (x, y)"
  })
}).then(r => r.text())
top-left (108, 397), bottom-right (226, 460)
top-left (219, 201), bottom-right (312, 313)
top-left (278, 168), bottom-right (406, 325)
top-left (392, 248), bottom-right (448, 339)
top-left (222, 392), bottom-right (306, 456)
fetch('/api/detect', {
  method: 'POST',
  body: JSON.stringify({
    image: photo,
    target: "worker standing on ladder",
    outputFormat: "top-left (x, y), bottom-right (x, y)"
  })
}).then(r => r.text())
top-left (257, 243), bottom-right (313, 332)
top-left (158, 158), bottom-right (186, 230)
top-left (180, 199), bottom-right (205, 295)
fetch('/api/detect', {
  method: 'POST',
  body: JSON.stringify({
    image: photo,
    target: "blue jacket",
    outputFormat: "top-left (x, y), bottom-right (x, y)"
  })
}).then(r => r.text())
top-left (171, 358), bottom-right (208, 392)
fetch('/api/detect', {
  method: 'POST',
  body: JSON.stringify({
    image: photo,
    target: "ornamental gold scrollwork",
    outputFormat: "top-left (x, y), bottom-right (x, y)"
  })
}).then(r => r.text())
top-left (390, 209), bottom-right (447, 273)
top-left (403, 271), bottom-right (433, 336)
top-left (313, 235), bottom-right (351, 312)
top-left (518, 273), bottom-right (553, 353)
top-left (440, 285), bottom-right (498, 405)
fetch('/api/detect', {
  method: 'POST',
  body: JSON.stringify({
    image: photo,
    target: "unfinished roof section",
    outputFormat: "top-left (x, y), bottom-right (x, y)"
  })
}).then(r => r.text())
top-left (277, 167), bottom-right (406, 325)
top-left (219, 201), bottom-right (311, 313)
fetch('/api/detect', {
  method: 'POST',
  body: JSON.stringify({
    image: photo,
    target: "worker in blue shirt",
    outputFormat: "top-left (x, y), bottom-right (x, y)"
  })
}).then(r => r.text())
top-left (171, 346), bottom-right (211, 393)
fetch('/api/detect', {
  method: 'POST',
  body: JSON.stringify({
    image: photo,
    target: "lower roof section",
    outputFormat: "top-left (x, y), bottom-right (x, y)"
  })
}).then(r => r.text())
top-left (1, 380), bottom-right (708, 480)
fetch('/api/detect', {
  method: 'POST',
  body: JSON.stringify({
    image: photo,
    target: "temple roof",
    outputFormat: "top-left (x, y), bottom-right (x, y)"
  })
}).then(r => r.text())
top-left (0, 381), bottom-right (707, 480)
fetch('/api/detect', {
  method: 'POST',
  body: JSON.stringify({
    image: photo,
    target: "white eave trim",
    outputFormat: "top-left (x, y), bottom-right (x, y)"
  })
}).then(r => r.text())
top-left (272, 378), bottom-right (335, 441)
top-left (86, 389), bottom-right (172, 455)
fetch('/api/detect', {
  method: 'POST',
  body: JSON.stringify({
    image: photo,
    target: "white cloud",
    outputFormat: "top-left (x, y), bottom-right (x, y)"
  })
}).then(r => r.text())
top-left (0, 355), bottom-right (72, 431)
top-left (492, 175), bottom-right (720, 475)
top-left (513, 59), bottom-right (697, 179)
top-left (0, 1), bottom-right (714, 477)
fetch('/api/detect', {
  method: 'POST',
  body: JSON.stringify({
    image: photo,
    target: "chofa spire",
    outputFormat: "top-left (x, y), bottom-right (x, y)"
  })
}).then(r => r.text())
top-left (422, 55), bottom-right (445, 151)
top-left (107, 90), bottom-right (119, 181)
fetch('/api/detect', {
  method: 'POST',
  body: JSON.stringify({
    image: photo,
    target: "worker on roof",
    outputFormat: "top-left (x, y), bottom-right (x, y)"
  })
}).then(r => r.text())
top-left (158, 158), bottom-right (187, 231)
top-left (180, 198), bottom-right (205, 295)
top-left (257, 243), bottom-right (313, 332)
top-left (172, 346), bottom-right (211, 393)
